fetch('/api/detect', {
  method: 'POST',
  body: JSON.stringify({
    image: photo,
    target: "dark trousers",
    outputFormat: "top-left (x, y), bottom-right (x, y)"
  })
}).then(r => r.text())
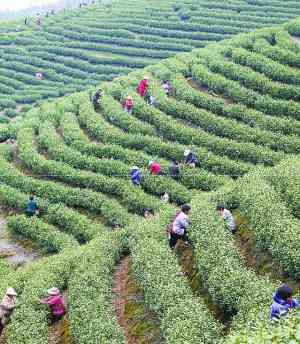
top-left (169, 231), bottom-right (188, 249)
top-left (0, 319), bottom-right (3, 336)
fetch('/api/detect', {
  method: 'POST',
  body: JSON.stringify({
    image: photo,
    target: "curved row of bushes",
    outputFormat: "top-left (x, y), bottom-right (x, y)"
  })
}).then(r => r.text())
top-left (17, 126), bottom-right (159, 215)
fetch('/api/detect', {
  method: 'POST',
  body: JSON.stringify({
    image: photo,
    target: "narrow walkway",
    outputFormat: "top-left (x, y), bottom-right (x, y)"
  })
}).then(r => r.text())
top-left (0, 215), bottom-right (40, 267)
top-left (112, 256), bottom-right (163, 344)
top-left (49, 292), bottom-right (71, 344)
top-left (174, 241), bottom-right (231, 333)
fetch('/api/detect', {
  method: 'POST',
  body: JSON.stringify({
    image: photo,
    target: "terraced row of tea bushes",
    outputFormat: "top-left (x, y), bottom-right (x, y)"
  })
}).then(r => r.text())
top-left (189, 193), bottom-right (274, 331)
top-left (8, 215), bottom-right (78, 254)
top-left (198, 49), bottom-right (300, 101)
top-left (129, 208), bottom-right (223, 344)
top-left (75, 96), bottom-right (235, 182)
top-left (7, 248), bottom-right (78, 344)
top-left (225, 46), bottom-right (300, 86)
top-left (191, 61), bottom-right (300, 120)
top-left (3, 0), bottom-right (300, 117)
top-left (0, 151), bottom-right (130, 227)
top-left (221, 311), bottom-right (300, 344)
top-left (69, 230), bottom-right (128, 344)
top-left (108, 81), bottom-right (281, 166)
top-left (38, 121), bottom-right (191, 205)
top-left (0, 182), bottom-right (99, 244)
top-left (151, 59), bottom-right (300, 138)
top-left (150, 71), bottom-right (299, 155)
top-left (265, 157), bottom-right (300, 219)
top-left (17, 127), bottom-right (159, 215)
top-left (228, 170), bottom-right (300, 280)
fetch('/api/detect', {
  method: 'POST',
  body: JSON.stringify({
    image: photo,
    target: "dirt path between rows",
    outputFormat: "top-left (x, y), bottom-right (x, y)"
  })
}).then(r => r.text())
top-left (112, 256), bottom-right (163, 344)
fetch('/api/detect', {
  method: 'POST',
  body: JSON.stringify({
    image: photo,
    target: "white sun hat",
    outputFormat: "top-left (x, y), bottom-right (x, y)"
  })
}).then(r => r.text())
top-left (184, 149), bottom-right (191, 157)
top-left (6, 288), bottom-right (17, 296)
top-left (148, 160), bottom-right (154, 166)
top-left (47, 287), bottom-right (60, 296)
top-left (132, 166), bottom-right (139, 170)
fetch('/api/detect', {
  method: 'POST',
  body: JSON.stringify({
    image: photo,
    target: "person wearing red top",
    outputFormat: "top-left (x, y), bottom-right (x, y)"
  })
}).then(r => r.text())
top-left (40, 287), bottom-right (66, 323)
top-left (149, 161), bottom-right (161, 175)
top-left (122, 95), bottom-right (134, 113)
top-left (137, 76), bottom-right (149, 97)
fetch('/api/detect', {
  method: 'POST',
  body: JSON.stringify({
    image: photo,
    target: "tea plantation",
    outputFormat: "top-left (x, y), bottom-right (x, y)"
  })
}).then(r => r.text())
top-left (0, 2), bottom-right (300, 344)
top-left (2, 0), bottom-right (300, 121)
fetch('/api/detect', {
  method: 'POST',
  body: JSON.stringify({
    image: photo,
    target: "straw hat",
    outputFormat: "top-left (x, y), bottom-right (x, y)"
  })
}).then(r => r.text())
top-left (132, 166), bottom-right (139, 170)
top-left (126, 95), bottom-right (133, 100)
top-left (184, 149), bottom-right (191, 157)
top-left (148, 160), bottom-right (154, 166)
top-left (6, 288), bottom-right (17, 296)
top-left (47, 287), bottom-right (60, 296)
top-left (144, 76), bottom-right (149, 80)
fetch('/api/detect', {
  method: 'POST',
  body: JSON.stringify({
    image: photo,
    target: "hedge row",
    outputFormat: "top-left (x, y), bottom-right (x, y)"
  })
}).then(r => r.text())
top-left (151, 72), bottom-right (298, 155)
top-left (265, 156), bottom-right (300, 219)
top-left (38, 121), bottom-right (191, 205)
top-left (129, 208), bottom-right (223, 343)
top-left (200, 49), bottom-right (300, 101)
top-left (17, 126), bottom-right (159, 215)
top-left (69, 231), bottom-right (127, 344)
top-left (7, 248), bottom-right (78, 344)
top-left (0, 152), bottom-right (130, 227)
top-left (189, 193), bottom-right (274, 331)
top-left (229, 171), bottom-right (300, 280)
top-left (7, 215), bottom-right (78, 253)
top-left (0, 179), bottom-right (99, 244)
top-left (108, 81), bottom-right (281, 166)
top-left (75, 96), bottom-right (230, 186)
top-left (191, 62), bottom-right (300, 121)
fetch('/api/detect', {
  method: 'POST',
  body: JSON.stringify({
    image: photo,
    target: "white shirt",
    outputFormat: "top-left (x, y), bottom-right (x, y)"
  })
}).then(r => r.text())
top-left (223, 209), bottom-right (236, 232)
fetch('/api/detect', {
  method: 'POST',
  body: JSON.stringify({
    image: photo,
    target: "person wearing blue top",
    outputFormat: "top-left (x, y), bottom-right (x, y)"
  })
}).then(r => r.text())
top-left (270, 284), bottom-right (300, 321)
top-left (26, 196), bottom-right (39, 217)
top-left (130, 166), bottom-right (141, 186)
top-left (184, 149), bottom-right (199, 167)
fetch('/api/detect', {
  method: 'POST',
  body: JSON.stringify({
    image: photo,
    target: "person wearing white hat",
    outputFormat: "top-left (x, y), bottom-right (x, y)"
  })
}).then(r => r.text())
top-left (0, 288), bottom-right (18, 335)
top-left (130, 166), bottom-right (141, 186)
top-left (40, 287), bottom-right (66, 323)
top-left (184, 149), bottom-right (198, 167)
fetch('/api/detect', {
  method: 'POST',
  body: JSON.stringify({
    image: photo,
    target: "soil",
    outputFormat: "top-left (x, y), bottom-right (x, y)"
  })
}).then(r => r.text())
top-left (0, 215), bottom-right (41, 267)
top-left (112, 256), bottom-right (163, 344)
top-left (48, 292), bottom-right (71, 344)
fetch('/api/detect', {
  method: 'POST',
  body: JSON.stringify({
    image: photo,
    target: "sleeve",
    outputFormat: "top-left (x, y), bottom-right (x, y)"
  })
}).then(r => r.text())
top-left (270, 304), bottom-right (279, 320)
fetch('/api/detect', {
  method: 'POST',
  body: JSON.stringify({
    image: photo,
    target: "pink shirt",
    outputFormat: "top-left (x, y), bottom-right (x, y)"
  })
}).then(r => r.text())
top-left (150, 162), bottom-right (161, 175)
top-left (44, 294), bottom-right (66, 317)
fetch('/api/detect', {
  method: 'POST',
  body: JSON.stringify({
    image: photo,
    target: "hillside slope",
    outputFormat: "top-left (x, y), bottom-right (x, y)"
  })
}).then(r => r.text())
top-left (0, 14), bottom-right (300, 344)
top-left (2, 0), bottom-right (300, 121)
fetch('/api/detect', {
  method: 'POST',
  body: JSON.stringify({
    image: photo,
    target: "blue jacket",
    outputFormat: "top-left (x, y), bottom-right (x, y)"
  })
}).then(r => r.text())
top-left (131, 168), bottom-right (141, 185)
top-left (185, 152), bottom-right (198, 165)
top-left (26, 199), bottom-right (38, 214)
top-left (270, 292), bottom-right (300, 321)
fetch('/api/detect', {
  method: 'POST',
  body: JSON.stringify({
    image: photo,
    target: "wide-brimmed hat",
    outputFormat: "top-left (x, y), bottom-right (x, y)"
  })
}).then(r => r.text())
top-left (148, 160), bottom-right (154, 166)
top-left (132, 166), bottom-right (139, 170)
top-left (144, 76), bottom-right (149, 80)
top-left (6, 288), bottom-right (17, 296)
top-left (184, 149), bottom-right (191, 157)
top-left (47, 287), bottom-right (60, 296)
top-left (126, 95), bottom-right (133, 100)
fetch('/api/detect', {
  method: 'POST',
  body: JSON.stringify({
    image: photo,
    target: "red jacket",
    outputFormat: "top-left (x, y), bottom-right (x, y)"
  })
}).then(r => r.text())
top-left (137, 79), bottom-right (149, 97)
top-left (150, 162), bottom-right (161, 175)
